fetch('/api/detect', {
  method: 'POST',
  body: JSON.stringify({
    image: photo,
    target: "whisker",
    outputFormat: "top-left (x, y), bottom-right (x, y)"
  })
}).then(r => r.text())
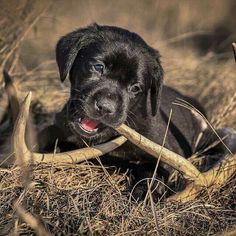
top-left (128, 110), bottom-right (138, 119)
top-left (126, 114), bottom-right (137, 129)
top-left (71, 88), bottom-right (82, 94)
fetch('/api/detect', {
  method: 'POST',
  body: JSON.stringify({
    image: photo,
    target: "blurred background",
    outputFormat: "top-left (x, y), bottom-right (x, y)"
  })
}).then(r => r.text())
top-left (19, 0), bottom-right (236, 65)
top-left (0, 0), bottom-right (236, 127)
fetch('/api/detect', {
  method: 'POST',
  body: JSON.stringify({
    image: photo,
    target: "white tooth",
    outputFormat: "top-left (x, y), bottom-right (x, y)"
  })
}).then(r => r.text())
top-left (78, 117), bottom-right (81, 122)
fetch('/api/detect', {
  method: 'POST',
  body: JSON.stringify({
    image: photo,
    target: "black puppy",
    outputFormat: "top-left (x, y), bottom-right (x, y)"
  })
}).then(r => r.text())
top-left (51, 24), bottom-right (236, 199)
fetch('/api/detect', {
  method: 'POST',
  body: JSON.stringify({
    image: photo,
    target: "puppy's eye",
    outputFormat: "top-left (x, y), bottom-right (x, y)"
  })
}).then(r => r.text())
top-left (129, 83), bottom-right (142, 94)
top-left (93, 64), bottom-right (104, 74)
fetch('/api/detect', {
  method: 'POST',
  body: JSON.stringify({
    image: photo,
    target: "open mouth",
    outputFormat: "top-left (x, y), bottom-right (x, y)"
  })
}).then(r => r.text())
top-left (78, 117), bottom-right (100, 134)
top-left (69, 116), bottom-right (108, 137)
top-left (69, 115), bottom-right (120, 137)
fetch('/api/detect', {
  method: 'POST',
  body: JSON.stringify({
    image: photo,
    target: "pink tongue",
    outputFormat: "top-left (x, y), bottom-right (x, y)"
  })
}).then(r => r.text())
top-left (80, 118), bottom-right (99, 132)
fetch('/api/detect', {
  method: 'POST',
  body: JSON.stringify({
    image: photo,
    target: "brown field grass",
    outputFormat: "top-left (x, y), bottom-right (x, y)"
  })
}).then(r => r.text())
top-left (0, 0), bottom-right (236, 235)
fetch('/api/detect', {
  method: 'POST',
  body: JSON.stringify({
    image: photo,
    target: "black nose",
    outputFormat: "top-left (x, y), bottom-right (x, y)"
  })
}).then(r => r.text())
top-left (95, 98), bottom-right (116, 115)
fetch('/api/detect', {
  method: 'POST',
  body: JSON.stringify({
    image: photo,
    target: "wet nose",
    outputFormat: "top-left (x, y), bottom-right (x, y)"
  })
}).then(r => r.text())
top-left (94, 98), bottom-right (116, 115)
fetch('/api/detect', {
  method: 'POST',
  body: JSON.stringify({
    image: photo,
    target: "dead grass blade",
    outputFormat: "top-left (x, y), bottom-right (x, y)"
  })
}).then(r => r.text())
top-left (14, 202), bottom-right (51, 236)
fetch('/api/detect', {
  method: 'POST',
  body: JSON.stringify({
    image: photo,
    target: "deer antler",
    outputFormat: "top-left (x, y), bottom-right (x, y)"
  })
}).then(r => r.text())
top-left (5, 61), bottom-right (236, 203)
top-left (116, 124), bottom-right (236, 202)
top-left (167, 153), bottom-right (236, 202)
top-left (13, 92), bottom-right (127, 165)
top-left (14, 91), bottom-right (236, 203)
top-left (115, 125), bottom-right (206, 183)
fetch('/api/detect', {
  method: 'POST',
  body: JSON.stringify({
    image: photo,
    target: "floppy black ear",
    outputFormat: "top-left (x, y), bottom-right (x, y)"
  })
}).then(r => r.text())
top-left (56, 30), bottom-right (82, 82)
top-left (56, 24), bottom-right (99, 82)
top-left (150, 50), bottom-right (164, 116)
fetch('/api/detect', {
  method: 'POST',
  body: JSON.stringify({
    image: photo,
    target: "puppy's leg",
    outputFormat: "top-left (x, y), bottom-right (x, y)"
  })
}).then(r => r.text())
top-left (195, 127), bottom-right (236, 172)
top-left (97, 156), bottom-right (171, 202)
top-left (225, 128), bottom-right (236, 153)
top-left (198, 128), bottom-right (236, 155)
top-left (129, 161), bottom-right (172, 202)
top-left (214, 128), bottom-right (236, 154)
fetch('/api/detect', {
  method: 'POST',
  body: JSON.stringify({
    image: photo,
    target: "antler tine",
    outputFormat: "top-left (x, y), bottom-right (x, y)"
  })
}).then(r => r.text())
top-left (232, 43), bottom-right (236, 62)
top-left (13, 92), bottom-right (127, 165)
top-left (168, 153), bottom-right (236, 202)
top-left (115, 124), bottom-right (206, 184)
top-left (13, 92), bottom-right (32, 165)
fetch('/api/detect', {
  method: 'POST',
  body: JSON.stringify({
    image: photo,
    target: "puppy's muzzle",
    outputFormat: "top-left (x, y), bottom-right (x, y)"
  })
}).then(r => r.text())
top-left (68, 87), bottom-right (126, 136)
top-left (94, 93), bottom-right (117, 116)
top-left (84, 88), bottom-right (125, 127)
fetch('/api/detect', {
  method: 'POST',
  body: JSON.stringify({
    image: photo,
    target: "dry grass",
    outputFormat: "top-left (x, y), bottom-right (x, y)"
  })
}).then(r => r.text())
top-left (1, 0), bottom-right (236, 235)
top-left (0, 162), bottom-right (236, 235)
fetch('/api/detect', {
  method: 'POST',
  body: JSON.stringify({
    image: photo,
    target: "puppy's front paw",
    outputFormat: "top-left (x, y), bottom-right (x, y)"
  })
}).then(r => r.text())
top-left (130, 180), bottom-right (167, 202)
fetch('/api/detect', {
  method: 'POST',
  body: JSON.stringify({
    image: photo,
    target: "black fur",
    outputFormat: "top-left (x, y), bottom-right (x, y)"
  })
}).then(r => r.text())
top-left (49, 24), bottom-right (236, 200)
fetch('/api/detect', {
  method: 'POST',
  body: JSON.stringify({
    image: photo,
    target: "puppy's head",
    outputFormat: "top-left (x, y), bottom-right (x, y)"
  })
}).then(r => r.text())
top-left (56, 24), bottom-right (163, 138)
